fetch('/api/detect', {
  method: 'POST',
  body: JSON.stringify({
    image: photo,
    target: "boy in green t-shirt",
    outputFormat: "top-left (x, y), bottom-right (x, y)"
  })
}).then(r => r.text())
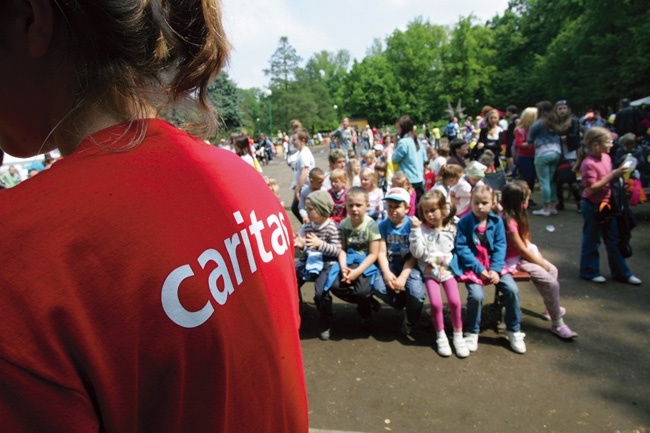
top-left (331, 187), bottom-right (382, 325)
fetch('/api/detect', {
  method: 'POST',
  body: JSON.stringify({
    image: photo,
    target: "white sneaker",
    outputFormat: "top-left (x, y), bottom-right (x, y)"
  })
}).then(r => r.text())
top-left (506, 330), bottom-right (526, 354)
top-left (453, 334), bottom-right (470, 358)
top-left (591, 276), bottom-right (607, 283)
top-left (464, 333), bottom-right (479, 352)
top-left (532, 209), bottom-right (551, 216)
top-left (436, 333), bottom-right (452, 357)
top-left (627, 275), bottom-right (642, 285)
top-left (319, 328), bottom-right (330, 341)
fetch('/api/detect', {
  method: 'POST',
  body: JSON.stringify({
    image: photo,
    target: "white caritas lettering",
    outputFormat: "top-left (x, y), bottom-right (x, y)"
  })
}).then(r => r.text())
top-left (161, 210), bottom-right (292, 328)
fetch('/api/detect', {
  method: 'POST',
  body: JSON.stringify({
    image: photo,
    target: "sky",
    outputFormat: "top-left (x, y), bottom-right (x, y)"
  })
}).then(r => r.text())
top-left (221, 0), bottom-right (511, 90)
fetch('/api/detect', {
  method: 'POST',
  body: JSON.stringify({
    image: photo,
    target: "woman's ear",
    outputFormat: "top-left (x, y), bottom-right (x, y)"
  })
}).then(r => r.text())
top-left (5, 0), bottom-right (54, 57)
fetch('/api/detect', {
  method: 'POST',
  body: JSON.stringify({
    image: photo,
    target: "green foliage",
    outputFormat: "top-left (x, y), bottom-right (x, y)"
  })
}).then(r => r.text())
top-left (207, 72), bottom-right (243, 134)
top-left (384, 17), bottom-right (447, 123)
top-left (337, 55), bottom-right (404, 127)
top-left (438, 15), bottom-right (495, 117)
top-left (225, 1), bottom-right (650, 133)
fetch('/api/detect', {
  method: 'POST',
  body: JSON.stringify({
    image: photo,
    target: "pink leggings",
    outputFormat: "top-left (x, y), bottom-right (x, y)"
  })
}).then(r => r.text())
top-left (425, 278), bottom-right (462, 332)
top-left (517, 260), bottom-right (562, 321)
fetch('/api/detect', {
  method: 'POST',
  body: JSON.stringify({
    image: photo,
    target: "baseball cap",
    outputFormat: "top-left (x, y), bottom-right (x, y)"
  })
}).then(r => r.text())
top-left (383, 187), bottom-right (410, 203)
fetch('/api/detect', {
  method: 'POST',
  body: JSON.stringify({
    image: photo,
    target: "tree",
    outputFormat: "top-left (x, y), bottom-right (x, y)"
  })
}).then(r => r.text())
top-left (206, 72), bottom-right (243, 133)
top-left (383, 17), bottom-right (447, 123)
top-left (438, 15), bottom-right (495, 116)
top-left (264, 37), bottom-right (302, 129)
top-left (337, 55), bottom-right (404, 127)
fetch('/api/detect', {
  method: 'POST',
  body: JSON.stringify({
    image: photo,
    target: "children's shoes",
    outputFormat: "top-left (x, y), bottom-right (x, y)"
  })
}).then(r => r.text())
top-left (436, 332), bottom-right (452, 357)
top-left (551, 324), bottom-right (578, 339)
top-left (453, 333), bottom-right (470, 358)
top-left (464, 333), bottom-right (479, 352)
top-left (505, 330), bottom-right (526, 354)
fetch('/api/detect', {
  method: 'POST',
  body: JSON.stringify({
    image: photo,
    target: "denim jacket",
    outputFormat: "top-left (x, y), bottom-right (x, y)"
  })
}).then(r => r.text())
top-left (449, 211), bottom-right (507, 277)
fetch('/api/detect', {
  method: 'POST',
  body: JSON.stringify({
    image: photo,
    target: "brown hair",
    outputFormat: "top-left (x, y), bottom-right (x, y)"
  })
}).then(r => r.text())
top-left (501, 181), bottom-right (531, 241)
top-left (233, 134), bottom-right (251, 156)
top-left (396, 115), bottom-right (419, 150)
top-left (391, 171), bottom-right (412, 192)
top-left (309, 167), bottom-right (325, 179)
top-left (437, 144), bottom-right (450, 158)
top-left (293, 127), bottom-right (310, 143)
top-left (54, 0), bottom-right (230, 141)
top-left (417, 189), bottom-right (456, 227)
top-left (438, 164), bottom-right (463, 181)
top-left (536, 100), bottom-right (560, 133)
top-left (346, 186), bottom-right (369, 204)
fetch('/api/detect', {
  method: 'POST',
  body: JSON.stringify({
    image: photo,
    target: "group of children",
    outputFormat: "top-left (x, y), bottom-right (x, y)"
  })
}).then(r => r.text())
top-left (291, 146), bottom-right (581, 358)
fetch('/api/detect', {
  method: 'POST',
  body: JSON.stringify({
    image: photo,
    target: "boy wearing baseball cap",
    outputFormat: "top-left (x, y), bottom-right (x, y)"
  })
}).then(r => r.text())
top-left (374, 187), bottom-right (426, 335)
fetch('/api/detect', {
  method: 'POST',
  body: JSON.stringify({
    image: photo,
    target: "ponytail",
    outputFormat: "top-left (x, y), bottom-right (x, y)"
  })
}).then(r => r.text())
top-left (54, 0), bottom-right (230, 141)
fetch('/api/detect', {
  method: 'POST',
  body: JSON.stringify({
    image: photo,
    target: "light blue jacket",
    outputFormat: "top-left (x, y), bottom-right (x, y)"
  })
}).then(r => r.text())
top-left (391, 136), bottom-right (426, 185)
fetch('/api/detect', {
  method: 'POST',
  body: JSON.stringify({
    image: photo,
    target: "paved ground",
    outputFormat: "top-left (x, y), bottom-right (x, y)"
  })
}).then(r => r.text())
top-left (261, 146), bottom-right (650, 433)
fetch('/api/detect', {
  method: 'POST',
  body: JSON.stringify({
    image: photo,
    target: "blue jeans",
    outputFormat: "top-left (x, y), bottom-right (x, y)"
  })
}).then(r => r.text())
top-left (534, 152), bottom-right (560, 204)
top-left (465, 273), bottom-right (521, 334)
top-left (579, 199), bottom-right (632, 281)
top-left (518, 156), bottom-right (536, 193)
top-left (373, 266), bottom-right (425, 325)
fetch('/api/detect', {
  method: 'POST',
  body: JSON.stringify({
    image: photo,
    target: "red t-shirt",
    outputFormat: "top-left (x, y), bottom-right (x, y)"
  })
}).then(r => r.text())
top-left (0, 120), bottom-right (308, 432)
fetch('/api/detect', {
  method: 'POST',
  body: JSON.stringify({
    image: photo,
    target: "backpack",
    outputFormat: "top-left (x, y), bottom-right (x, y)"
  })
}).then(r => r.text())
top-left (444, 123), bottom-right (456, 138)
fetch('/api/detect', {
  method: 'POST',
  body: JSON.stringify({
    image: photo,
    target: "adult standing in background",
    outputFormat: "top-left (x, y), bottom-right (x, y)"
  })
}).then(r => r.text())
top-left (505, 105), bottom-right (519, 175)
top-left (331, 117), bottom-right (357, 156)
top-left (447, 138), bottom-right (469, 169)
top-left (528, 101), bottom-right (562, 216)
top-left (472, 109), bottom-right (506, 166)
top-left (554, 100), bottom-right (582, 211)
top-left (614, 98), bottom-right (644, 137)
top-left (0, 1), bottom-right (308, 431)
top-left (291, 128), bottom-right (316, 222)
top-left (392, 115), bottom-right (427, 202)
top-left (514, 107), bottom-right (538, 206)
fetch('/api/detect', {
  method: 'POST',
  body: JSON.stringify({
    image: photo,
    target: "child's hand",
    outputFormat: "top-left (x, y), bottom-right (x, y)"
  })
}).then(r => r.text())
top-left (410, 216), bottom-right (422, 228)
top-left (480, 269), bottom-right (491, 284)
top-left (488, 270), bottom-right (500, 285)
top-left (343, 268), bottom-right (360, 284)
top-left (304, 233), bottom-right (322, 249)
top-left (394, 275), bottom-right (407, 291)
top-left (294, 235), bottom-right (305, 249)
top-left (385, 272), bottom-right (397, 291)
top-left (612, 166), bottom-right (628, 178)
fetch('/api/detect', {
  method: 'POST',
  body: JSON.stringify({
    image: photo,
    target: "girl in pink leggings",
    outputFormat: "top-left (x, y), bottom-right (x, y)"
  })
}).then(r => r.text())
top-left (501, 181), bottom-right (578, 340)
top-left (410, 190), bottom-right (470, 358)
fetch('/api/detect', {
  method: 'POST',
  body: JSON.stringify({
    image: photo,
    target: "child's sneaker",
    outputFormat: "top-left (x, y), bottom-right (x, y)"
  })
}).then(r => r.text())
top-left (464, 333), bottom-right (479, 352)
top-left (505, 330), bottom-right (526, 354)
top-left (542, 306), bottom-right (566, 321)
top-left (453, 334), bottom-right (470, 358)
top-left (319, 328), bottom-right (331, 341)
top-left (551, 324), bottom-right (578, 339)
top-left (436, 333), bottom-right (452, 357)
top-left (401, 317), bottom-right (414, 336)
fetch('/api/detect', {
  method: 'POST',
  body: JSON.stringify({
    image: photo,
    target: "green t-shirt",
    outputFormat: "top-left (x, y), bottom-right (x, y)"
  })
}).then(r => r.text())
top-left (340, 214), bottom-right (381, 255)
